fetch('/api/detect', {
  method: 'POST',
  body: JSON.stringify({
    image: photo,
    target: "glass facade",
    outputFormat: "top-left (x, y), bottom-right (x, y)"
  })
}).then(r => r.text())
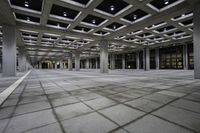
top-left (160, 45), bottom-right (183, 69)
top-left (125, 53), bottom-right (136, 69)
top-left (188, 44), bottom-right (194, 69)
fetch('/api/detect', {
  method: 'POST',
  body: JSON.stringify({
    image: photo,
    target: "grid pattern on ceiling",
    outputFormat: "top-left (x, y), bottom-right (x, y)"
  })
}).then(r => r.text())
top-left (8, 0), bottom-right (193, 60)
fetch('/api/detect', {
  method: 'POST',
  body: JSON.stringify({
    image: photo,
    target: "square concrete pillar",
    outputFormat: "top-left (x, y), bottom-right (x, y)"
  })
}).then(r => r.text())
top-left (110, 54), bottom-right (115, 70)
top-left (75, 52), bottom-right (80, 71)
top-left (2, 25), bottom-right (16, 76)
top-left (122, 53), bottom-right (125, 69)
top-left (60, 60), bottom-right (63, 69)
top-left (183, 44), bottom-right (188, 70)
top-left (95, 57), bottom-right (98, 69)
top-left (86, 58), bottom-right (89, 69)
top-left (68, 53), bottom-right (73, 71)
top-left (100, 40), bottom-right (108, 73)
top-left (143, 47), bottom-right (150, 71)
top-left (18, 47), bottom-right (27, 72)
top-left (194, 5), bottom-right (200, 79)
top-left (39, 62), bottom-right (42, 69)
top-left (136, 51), bottom-right (140, 70)
top-left (155, 48), bottom-right (160, 70)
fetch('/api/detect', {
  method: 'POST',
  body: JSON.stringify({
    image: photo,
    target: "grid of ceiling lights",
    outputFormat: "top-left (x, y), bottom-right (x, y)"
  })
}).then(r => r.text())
top-left (10, 0), bottom-right (193, 50)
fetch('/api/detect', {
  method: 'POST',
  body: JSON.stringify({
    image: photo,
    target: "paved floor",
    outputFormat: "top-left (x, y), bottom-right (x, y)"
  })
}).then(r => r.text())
top-left (0, 69), bottom-right (200, 133)
top-left (0, 72), bottom-right (26, 93)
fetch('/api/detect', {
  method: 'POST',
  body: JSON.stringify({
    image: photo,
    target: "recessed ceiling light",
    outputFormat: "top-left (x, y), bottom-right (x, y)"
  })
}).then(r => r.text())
top-left (110, 5), bottom-right (115, 11)
top-left (92, 19), bottom-right (96, 24)
top-left (133, 14), bottom-right (137, 20)
top-left (164, 0), bottom-right (169, 5)
top-left (182, 14), bottom-right (185, 17)
top-left (27, 17), bottom-right (30, 21)
top-left (63, 12), bottom-right (67, 17)
top-left (113, 25), bottom-right (116, 30)
top-left (24, 1), bottom-right (29, 7)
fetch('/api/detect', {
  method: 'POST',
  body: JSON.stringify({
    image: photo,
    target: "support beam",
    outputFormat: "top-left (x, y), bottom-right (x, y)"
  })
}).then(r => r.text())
top-left (155, 48), bottom-right (160, 70)
top-left (183, 44), bottom-right (188, 70)
top-left (100, 40), bottom-right (108, 73)
top-left (75, 52), bottom-right (80, 71)
top-left (2, 25), bottom-right (16, 76)
top-left (68, 53), bottom-right (73, 71)
top-left (194, 5), bottom-right (200, 79)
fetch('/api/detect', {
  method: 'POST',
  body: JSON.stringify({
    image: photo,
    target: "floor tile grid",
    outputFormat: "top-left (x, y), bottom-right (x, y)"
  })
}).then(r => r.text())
top-left (88, 82), bottom-right (200, 133)
top-left (37, 73), bottom-right (66, 133)
top-left (1, 75), bottom-right (30, 133)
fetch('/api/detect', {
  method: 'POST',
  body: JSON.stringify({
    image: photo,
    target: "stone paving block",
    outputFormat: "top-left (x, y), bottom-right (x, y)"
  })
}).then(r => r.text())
top-left (108, 93), bottom-right (134, 103)
top-left (158, 90), bottom-right (186, 97)
top-left (85, 97), bottom-right (117, 110)
top-left (184, 93), bottom-right (200, 102)
top-left (124, 115), bottom-right (193, 133)
top-left (24, 122), bottom-right (63, 133)
top-left (1, 98), bottom-right (19, 107)
top-left (0, 118), bottom-right (9, 133)
top-left (75, 92), bottom-right (102, 101)
top-left (51, 96), bottom-right (79, 107)
top-left (19, 95), bottom-right (47, 105)
top-left (143, 93), bottom-right (176, 104)
top-left (55, 102), bottom-right (93, 121)
top-left (61, 112), bottom-right (118, 133)
top-left (5, 109), bottom-right (57, 133)
top-left (69, 89), bottom-right (90, 95)
top-left (153, 105), bottom-right (200, 132)
top-left (47, 92), bottom-right (70, 99)
top-left (170, 99), bottom-right (200, 113)
top-left (14, 101), bottom-right (51, 115)
top-left (125, 98), bottom-right (163, 112)
top-left (99, 104), bottom-right (145, 126)
top-left (0, 106), bottom-right (15, 119)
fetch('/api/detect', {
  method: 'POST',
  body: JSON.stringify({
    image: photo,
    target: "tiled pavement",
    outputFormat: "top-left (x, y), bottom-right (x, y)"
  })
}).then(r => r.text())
top-left (0, 72), bottom-right (26, 93)
top-left (0, 69), bottom-right (200, 133)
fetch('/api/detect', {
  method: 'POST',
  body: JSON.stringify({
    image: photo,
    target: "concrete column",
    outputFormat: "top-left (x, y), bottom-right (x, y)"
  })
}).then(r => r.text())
top-left (155, 48), bottom-right (160, 70)
top-left (2, 25), bottom-right (16, 76)
top-left (122, 54), bottom-right (125, 69)
top-left (39, 62), bottom-right (42, 69)
top-left (100, 40), bottom-right (108, 73)
top-left (136, 51), bottom-right (140, 70)
top-left (18, 47), bottom-right (27, 72)
top-left (194, 5), bottom-right (200, 79)
top-left (95, 57), bottom-right (98, 69)
top-left (60, 60), bottom-right (63, 69)
top-left (143, 47), bottom-right (150, 71)
top-left (49, 61), bottom-right (53, 69)
top-left (55, 61), bottom-right (57, 69)
top-left (86, 58), bottom-right (89, 69)
top-left (110, 54), bottom-right (115, 70)
top-left (68, 53), bottom-right (73, 71)
top-left (183, 44), bottom-right (188, 70)
top-left (89, 59), bottom-right (92, 69)
top-left (75, 52), bottom-right (80, 71)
